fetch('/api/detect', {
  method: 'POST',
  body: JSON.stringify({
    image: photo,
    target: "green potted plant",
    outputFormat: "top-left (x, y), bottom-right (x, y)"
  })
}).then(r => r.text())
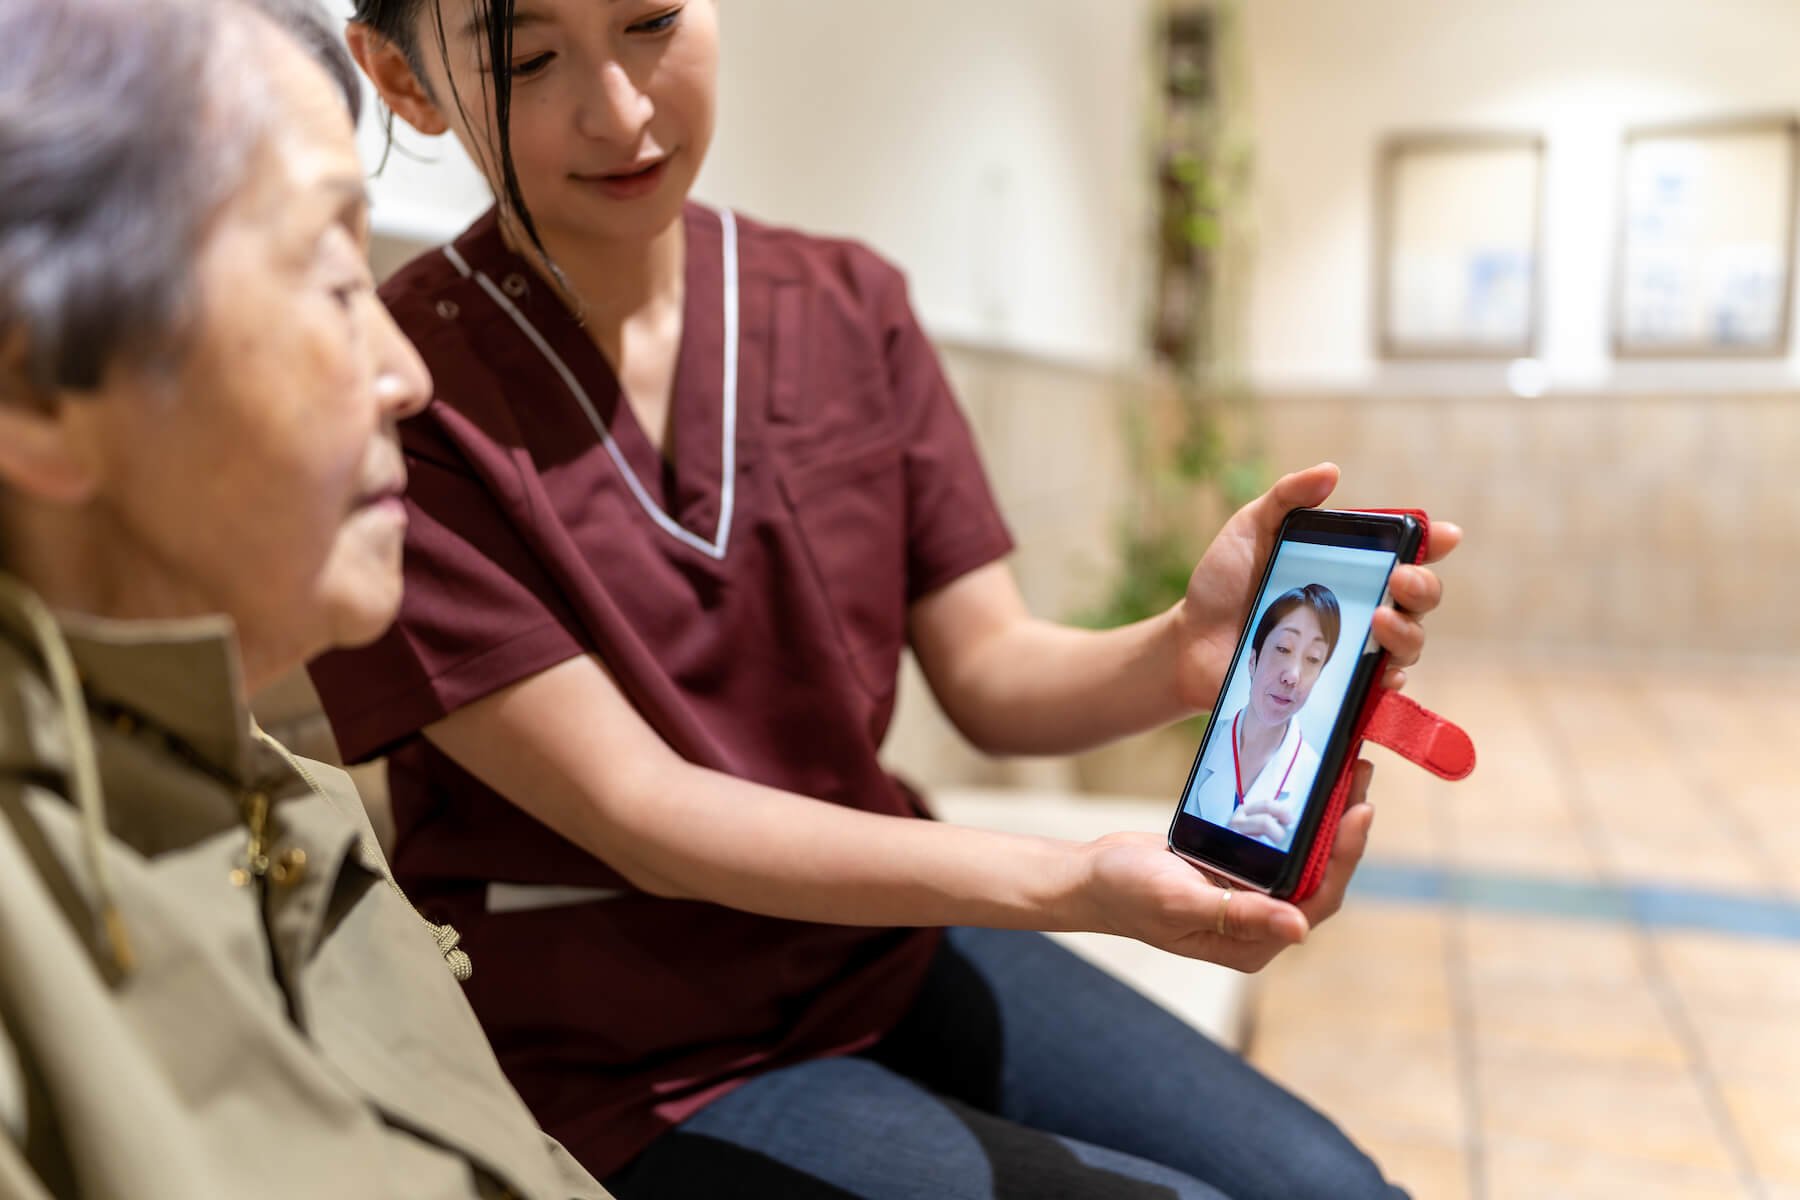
top-left (1073, 0), bottom-right (1263, 798)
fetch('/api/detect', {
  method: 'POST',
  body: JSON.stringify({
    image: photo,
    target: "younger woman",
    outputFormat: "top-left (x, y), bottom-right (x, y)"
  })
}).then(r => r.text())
top-left (313, 3), bottom-right (1456, 1195)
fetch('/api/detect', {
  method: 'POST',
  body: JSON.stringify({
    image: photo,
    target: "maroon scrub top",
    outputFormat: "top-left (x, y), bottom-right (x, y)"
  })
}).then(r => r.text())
top-left (309, 204), bottom-right (1014, 1177)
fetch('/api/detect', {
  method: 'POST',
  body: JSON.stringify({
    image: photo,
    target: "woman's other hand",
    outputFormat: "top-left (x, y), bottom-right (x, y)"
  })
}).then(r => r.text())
top-left (1170, 464), bottom-right (1462, 708)
top-left (1075, 762), bottom-right (1377, 973)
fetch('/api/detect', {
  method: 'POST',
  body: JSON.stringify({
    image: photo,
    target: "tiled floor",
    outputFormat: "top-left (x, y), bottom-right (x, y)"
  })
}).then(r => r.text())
top-left (1246, 651), bottom-right (1800, 1199)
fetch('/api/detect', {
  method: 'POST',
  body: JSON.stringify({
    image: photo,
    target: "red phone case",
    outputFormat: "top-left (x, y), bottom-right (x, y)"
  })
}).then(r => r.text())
top-left (1287, 510), bottom-right (1476, 901)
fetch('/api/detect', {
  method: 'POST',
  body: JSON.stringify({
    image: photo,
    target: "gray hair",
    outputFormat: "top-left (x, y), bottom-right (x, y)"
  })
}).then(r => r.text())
top-left (242, 0), bottom-right (364, 126)
top-left (0, 0), bottom-right (359, 401)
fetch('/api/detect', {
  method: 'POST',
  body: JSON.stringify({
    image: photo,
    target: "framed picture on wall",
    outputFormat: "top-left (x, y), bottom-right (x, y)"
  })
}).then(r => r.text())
top-left (1375, 132), bottom-right (1545, 359)
top-left (1614, 115), bottom-right (1800, 357)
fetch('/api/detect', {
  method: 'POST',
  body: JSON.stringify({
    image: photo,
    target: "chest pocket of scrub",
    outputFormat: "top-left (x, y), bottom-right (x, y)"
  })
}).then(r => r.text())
top-left (776, 437), bottom-right (908, 700)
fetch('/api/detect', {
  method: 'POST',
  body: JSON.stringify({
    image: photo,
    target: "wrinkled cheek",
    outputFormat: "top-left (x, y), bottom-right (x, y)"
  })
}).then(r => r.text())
top-left (327, 518), bottom-right (408, 615)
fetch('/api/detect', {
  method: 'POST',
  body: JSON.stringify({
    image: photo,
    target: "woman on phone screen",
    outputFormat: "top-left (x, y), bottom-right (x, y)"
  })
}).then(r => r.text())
top-left (310, 2), bottom-right (1457, 1195)
top-left (1182, 584), bottom-right (1341, 851)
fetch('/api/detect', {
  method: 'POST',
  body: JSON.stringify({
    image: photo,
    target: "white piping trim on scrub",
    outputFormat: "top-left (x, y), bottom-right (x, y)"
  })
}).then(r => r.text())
top-left (484, 882), bottom-right (628, 914)
top-left (440, 208), bottom-right (740, 561)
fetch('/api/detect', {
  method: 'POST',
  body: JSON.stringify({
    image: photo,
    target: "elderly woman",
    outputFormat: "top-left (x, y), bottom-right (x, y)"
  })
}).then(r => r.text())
top-left (0, 0), bottom-right (611, 1195)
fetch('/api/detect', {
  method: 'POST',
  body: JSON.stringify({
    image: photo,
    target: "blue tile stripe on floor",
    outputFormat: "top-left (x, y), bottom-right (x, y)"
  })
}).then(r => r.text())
top-left (1351, 861), bottom-right (1800, 941)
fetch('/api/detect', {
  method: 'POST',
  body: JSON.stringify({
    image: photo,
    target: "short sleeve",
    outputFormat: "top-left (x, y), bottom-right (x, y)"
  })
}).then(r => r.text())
top-left (865, 263), bottom-right (1014, 601)
top-left (308, 408), bottom-right (589, 764)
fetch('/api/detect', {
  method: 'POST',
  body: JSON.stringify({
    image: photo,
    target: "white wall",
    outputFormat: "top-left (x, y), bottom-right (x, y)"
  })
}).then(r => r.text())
top-left (1244, 0), bottom-right (1800, 394)
top-left (333, 0), bottom-right (1157, 371)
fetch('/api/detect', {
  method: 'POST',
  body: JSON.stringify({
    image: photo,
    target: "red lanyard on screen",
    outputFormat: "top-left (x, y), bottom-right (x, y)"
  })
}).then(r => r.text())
top-left (1231, 710), bottom-right (1301, 810)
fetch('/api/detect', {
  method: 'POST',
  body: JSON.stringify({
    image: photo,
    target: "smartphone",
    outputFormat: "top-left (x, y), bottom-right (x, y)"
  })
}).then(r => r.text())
top-left (1167, 508), bottom-right (1423, 898)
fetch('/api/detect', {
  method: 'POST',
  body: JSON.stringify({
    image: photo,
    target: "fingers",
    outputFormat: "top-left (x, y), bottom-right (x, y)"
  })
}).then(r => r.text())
top-left (1246, 463), bottom-right (1340, 532)
top-left (1345, 755), bottom-right (1374, 811)
top-left (1370, 604), bottom-right (1427, 670)
top-left (1421, 521), bottom-right (1463, 564)
top-left (1387, 563), bottom-right (1444, 615)
top-left (1302, 802), bottom-right (1372, 925)
top-left (1268, 462), bottom-right (1340, 513)
top-left (1246, 483), bottom-right (1462, 567)
top-left (1217, 886), bottom-right (1309, 946)
top-left (1150, 863), bottom-right (1308, 951)
top-left (1373, 562), bottom-right (1443, 672)
top-left (1297, 761), bottom-right (1375, 926)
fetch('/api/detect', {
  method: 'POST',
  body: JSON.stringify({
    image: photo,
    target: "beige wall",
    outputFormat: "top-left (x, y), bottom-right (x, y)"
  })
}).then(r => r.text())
top-left (697, 0), bottom-right (1154, 369)
top-left (882, 356), bottom-right (1800, 794)
top-left (937, 338), bottom-right (1800, 661)
top-left (1259, 390), bottom-right (1800, 656)
top-left (1244, 0), bottom-right (1800, 394)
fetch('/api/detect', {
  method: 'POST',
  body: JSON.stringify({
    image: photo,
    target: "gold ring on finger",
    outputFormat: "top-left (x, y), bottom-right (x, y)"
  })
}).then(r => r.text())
top-left (1215, 886), bottom-right (1231, 936)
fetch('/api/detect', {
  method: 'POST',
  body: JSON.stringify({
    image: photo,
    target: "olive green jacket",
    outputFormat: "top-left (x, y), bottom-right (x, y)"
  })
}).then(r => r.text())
top-left (0, 577), bottom-right (611, 1199)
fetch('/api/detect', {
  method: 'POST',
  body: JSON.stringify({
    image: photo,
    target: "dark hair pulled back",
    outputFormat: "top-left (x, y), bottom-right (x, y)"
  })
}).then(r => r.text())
top-left (352, 0), bottom-right (547, 259)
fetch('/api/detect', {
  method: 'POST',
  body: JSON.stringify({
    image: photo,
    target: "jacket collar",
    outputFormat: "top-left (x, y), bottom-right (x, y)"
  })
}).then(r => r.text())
top-left (0, 575), bottom-right (307, 853)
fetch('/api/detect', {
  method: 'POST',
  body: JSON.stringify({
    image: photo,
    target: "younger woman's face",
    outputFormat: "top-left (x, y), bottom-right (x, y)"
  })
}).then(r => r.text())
top-left (410, 0), bottom-right (718, 249)
top-left (1245, 606), bottom-right (1331, 727)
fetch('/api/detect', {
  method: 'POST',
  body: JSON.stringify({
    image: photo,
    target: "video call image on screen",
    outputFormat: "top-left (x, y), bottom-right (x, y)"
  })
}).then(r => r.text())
top-left (1179, 540), bottom-right (1398, 854)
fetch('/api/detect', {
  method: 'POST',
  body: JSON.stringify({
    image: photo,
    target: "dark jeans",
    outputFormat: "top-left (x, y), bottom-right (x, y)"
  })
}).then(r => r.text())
top-left (607, 927), bottom-right (1407, 1199)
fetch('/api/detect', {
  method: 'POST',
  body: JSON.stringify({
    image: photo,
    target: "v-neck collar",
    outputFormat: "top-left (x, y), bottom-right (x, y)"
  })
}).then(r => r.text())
top-left (442, 204), bottom-right (740, 561)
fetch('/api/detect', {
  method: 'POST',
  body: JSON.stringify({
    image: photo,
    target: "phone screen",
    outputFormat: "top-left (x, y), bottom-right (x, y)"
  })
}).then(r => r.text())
top-left (1169, 511), bottom-right (1413, 893)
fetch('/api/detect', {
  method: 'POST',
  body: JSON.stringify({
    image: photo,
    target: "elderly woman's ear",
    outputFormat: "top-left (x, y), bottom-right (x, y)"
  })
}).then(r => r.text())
top-left (0, 329), bottom-right (100, 506)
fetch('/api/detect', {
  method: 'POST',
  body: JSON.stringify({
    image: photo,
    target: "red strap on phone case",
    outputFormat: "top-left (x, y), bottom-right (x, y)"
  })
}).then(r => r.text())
top-left (1289, 509), bottom-right (1476, 901)
top-left (1361, 690), bottom-right (1477, 781)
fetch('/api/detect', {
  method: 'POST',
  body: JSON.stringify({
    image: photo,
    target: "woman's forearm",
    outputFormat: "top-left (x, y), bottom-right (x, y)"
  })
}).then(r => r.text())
top-left (423, 656), bottom-right (1321, 964)
top-left (924, 607), bottom-right (1203, 757)
top-left (424, 655), bottom-right (1099, 930)
top-left (606, 759), bottom-right (1101, 929)
top-left (907, 562), bottom-right (1218, 758)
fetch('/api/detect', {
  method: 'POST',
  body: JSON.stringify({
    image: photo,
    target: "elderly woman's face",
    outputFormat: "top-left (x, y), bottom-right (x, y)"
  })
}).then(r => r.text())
top-left (80, 34), bottom-right (430, 684)
top-left (1245, 606), bottom-right (1331, 728)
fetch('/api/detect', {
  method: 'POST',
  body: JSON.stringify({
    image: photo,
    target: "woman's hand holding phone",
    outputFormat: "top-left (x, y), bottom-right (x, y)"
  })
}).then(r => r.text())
top-left (1165, 473), bottom-right (1471, 898)
top-left (1169, 463), bottom-right (1461, 712)
top-left (1074, 762), bottom-right (1377, 973)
